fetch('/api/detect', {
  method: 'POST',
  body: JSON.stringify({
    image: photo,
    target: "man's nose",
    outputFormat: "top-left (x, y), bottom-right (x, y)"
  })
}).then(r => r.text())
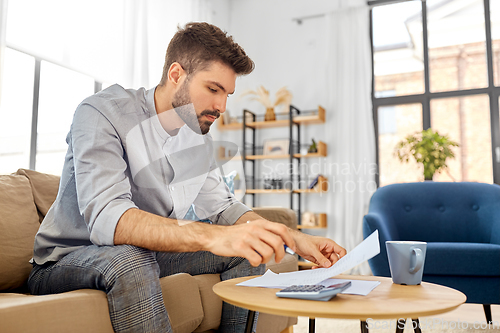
top-left (214, 96), bottom-right (227, 114)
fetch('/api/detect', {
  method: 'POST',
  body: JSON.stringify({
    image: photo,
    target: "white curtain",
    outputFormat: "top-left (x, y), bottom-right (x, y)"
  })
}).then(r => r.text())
top-left (324, 2), bottom-right (376, 274)
top-left (124, 0), bottom-right (150, 88)
top-left (3, 0), bottom-right (217, 89)
top-left (0, 0), bottom-right (7, 106)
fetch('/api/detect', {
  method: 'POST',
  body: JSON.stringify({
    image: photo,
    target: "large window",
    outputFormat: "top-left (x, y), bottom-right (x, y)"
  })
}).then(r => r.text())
top-left (0, 48), bottom-right (35, 174)
top-left (372, 0), bottom-right (500, 186)
top-left (0, 47), bottom-right (100, 175)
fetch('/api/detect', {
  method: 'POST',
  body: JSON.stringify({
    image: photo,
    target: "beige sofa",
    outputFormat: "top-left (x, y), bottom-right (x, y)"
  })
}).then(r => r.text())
top-left (0, 169), bottom-right (298, 333)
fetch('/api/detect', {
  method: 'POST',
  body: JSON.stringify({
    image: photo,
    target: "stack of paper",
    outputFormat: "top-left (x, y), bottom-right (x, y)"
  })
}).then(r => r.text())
top-left (237, 230), bottom-right (381, 295)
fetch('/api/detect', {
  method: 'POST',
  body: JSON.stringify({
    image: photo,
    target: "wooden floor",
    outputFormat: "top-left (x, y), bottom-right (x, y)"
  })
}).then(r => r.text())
top-left (421, 303), bottom-right (500, 325)
top-left (291, 304), bottom-right (500, 333)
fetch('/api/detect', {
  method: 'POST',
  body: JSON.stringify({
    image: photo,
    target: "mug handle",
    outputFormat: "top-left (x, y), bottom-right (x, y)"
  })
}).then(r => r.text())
top-left (409, 247), bottom-right (424, 273)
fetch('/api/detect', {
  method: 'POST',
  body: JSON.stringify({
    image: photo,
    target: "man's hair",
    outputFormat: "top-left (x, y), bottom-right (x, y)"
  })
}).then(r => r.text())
top-left (159, 22), bottom-right (254, 85)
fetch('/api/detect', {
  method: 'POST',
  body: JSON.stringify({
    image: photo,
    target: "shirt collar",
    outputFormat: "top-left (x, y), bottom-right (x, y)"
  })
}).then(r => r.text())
top-left (147, 86), bottom-right (172, 141)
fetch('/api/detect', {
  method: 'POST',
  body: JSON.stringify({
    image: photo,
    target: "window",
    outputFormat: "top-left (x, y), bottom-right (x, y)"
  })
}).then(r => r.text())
top-left (0, 48), bottom-right (35, 174)
top-left (373, 1), bottom-right (425, 97)
top-left (378, 103), bottom-right (423, 186)
top-left (371, 0), bottom-right (500, 185)
top-left (430, 95), bottom-right (493, 183)
top-left (0, 47), bottom-right (100, 175)
top-left (36, 61), bottom-right (95, 175)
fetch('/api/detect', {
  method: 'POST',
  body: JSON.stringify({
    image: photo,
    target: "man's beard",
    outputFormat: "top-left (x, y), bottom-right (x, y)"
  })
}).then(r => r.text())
top-left (172, 80), bottom-right (220, 135)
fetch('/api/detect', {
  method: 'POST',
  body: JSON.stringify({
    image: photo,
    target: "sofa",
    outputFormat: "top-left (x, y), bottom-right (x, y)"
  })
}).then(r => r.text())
top-left (0, 169), bottom-right (298, 333)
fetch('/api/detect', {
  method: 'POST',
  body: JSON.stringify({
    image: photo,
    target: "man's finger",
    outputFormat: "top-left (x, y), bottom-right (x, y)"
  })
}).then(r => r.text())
top-left (260, 222), bottom-right (296, 252)
top-left (310, 248), bottom-right (332, 268)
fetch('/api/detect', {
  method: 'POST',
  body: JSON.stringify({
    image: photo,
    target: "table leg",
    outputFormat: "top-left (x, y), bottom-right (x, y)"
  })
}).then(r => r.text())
top-left (395, 320), bottom-right (404, 333)
top-left (309, 318), bottom-right (316, 333)
top-left (360, 320), bottom-right (369, 333)
top-left (412, 319), bottom-right (422, 333)
top-left (245, 310), bottom-right (256, 333)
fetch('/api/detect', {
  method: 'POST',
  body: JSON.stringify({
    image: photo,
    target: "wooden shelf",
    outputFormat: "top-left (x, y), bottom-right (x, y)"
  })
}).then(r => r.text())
top-left (217, 106), bottom-right (325, 131)
top-left (244, 141), bottom-right (327, 160)
top-left (245, 177), bottom-right (328, 194)
top-left (217, 121), bottom-right (242, 131)
top-left (293, 141), bottom-right (327, 158)
top-left (294, 106), bottom-right (325, 124)
top-left (246, 189), bottom-right (291, 194)
top-left (246, 154), bottom-right (289, 160)
top-left (295, 176), bottom-right (328, 193)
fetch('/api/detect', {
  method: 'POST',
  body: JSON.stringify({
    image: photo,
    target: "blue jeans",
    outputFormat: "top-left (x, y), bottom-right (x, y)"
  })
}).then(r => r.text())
top-left (28, 245), bottom-right (264, 333)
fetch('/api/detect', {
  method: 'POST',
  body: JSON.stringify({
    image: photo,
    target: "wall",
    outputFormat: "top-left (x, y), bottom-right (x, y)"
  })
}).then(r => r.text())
top-left (211, 0), bottom-right (348, 235)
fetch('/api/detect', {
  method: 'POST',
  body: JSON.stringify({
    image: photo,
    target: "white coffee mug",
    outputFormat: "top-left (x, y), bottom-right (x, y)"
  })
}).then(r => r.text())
top-left (386, 241), bottom-right (427, 285)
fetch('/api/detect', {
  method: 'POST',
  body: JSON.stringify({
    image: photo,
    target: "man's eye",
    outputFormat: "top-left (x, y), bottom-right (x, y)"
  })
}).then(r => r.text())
top-left (209, 88), bottom-right (217, 93)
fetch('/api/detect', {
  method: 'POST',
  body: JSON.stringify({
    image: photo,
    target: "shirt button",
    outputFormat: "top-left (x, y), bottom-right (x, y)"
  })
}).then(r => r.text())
top-left (171, 186), bottom-right (175, 191)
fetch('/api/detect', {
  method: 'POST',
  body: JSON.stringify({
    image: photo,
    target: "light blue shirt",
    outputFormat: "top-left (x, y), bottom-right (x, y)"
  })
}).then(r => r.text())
top-left (33, 84), bottom-right (250, 264)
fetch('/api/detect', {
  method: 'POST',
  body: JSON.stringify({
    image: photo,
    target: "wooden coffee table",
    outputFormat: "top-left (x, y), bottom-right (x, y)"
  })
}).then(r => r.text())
top-left (213, 274), bottom-right (466, 333)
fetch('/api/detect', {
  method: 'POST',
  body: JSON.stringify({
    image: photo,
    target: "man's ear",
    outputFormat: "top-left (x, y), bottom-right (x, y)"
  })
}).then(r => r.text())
top-left (168, 62), bottom-right (185, 86)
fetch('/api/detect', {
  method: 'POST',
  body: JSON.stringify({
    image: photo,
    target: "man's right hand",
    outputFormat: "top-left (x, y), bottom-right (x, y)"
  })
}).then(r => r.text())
top-left (204, 219), bottom-right (296, 267)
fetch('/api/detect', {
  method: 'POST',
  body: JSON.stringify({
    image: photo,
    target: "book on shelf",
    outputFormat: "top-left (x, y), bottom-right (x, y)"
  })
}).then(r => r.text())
top-left (308, 175), bottom-right (321, 189)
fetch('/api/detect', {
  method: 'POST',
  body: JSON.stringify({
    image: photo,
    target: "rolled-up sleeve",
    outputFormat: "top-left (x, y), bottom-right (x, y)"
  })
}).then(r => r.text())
top-left (71, 103), bottom-right (137, 246)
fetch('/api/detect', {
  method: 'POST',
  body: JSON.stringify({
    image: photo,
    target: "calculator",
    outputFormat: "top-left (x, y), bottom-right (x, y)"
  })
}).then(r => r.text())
top-left (276, 281), bottom-right (352, 301)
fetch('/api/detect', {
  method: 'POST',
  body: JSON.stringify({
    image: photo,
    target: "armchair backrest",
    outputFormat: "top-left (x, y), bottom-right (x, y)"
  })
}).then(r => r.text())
top-left (368, 182), bottom-right (500, 244)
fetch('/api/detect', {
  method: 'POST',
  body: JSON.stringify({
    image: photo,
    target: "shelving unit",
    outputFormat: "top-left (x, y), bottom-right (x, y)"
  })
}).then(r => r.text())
top-left (232, 105), bottom-right (328, 234)
top-left (221, 105), bottom-right (328, 269)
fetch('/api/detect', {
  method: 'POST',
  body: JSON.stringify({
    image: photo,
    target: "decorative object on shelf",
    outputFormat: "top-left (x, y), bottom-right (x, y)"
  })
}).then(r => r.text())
top-left (233, 173), bottom-right (241, 190)
top-left (221, 109), bottom-right (238, 125)
top-left (394, 128), bottom-right (459, 181)
top-left (263, 139), bottom-right (290, 156)
top-left (239, 86), bottom-right (292, 121)
top-left (301, 211), bottom-right (317, 227)
top-left (263, 173), bottom-right (284, 190)
top-left (308, 138), bottom-right (318, 153)
top-left (264, 107), bottom-right (276, 121)
top-left (308, 174), bottom-right (322, 189)
top-left (300, 146), bottom-right (309, 155)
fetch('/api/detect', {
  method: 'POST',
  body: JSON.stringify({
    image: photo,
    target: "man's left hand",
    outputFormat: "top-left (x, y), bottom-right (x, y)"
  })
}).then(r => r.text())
top-left (292, 231), bottom-right (347, 268)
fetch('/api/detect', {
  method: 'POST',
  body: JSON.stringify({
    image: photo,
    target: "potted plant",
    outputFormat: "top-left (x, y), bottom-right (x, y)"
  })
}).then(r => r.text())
top-left (239, 86), bottom-right (292, 121)
top-left (394, 128), bottom-right (459, 181)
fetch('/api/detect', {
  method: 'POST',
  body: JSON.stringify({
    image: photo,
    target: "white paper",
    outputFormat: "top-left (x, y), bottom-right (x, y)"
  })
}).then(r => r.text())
top-left (319, 278), bottom-right (381, 296)
top-left (237, 230), bottom-right (380, 288)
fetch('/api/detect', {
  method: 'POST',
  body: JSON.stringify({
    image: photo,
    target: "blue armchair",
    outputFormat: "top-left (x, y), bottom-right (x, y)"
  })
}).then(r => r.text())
top-left (363, 182), bottom-right (500, 322)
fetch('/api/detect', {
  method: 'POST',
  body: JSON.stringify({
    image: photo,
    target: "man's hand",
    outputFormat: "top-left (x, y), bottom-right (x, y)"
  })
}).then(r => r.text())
top-left (204, 219), bottom-right (296, 267)
top-left (292, 231), bottom-right (347, 268)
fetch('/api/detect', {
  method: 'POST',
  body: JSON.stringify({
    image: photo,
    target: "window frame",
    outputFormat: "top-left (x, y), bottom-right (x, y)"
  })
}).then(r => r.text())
top-left (4, 45), bottom-right (102, 171)
top-left (369, 0), bottom-right (500, 185)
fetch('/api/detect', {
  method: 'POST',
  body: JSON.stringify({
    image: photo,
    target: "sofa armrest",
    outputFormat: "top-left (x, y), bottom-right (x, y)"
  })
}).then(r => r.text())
top-left (252, 207), bottom-right (297, 230)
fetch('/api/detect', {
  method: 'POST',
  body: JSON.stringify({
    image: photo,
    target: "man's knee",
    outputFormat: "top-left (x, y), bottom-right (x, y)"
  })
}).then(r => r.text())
top-left (95, 245), bottom-right (160, 284)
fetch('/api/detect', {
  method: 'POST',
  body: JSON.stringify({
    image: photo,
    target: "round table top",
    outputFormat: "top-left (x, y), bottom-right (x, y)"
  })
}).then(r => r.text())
top-left (213, 274), bottom-right (466, 320)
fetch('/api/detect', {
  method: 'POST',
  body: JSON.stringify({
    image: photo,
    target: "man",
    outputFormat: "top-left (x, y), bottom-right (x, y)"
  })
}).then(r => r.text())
top-left (28, 22), bottom-right (346, 333)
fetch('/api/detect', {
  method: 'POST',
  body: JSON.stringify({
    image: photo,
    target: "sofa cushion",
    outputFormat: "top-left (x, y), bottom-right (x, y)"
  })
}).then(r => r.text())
top-left (192, 274), bottom-right (222, 332)
top-left (160, 273), bottom-right (204, 333)
top-left (0, 290), bottom-right (114, 333)
top-left (0, 174), bottom-right (40, 291)
top-left (16, 169), bottom-right (60, 223)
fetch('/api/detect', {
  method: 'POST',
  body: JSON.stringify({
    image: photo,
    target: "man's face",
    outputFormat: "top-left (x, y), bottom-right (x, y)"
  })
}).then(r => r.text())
top-left (172, 61), bottom-right (236, 135)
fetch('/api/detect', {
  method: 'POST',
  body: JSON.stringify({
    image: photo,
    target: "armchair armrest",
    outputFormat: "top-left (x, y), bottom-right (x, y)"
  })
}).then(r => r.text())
top-left (252, 207), bottom-right (297, 230)
top-left (363, 213), bottom-right (399, 277)
top-left (363, 213), bottom-right (398, 243)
